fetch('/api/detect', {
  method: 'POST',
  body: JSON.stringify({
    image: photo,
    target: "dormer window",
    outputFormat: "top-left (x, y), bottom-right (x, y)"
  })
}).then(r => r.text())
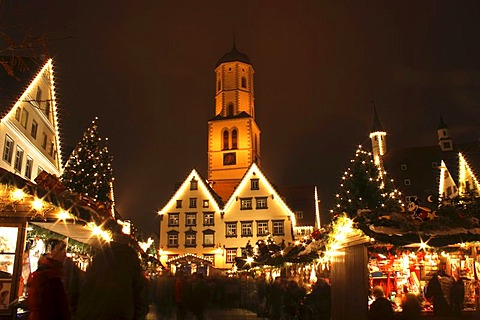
top-left (190, 179), bottom-right (198, 190)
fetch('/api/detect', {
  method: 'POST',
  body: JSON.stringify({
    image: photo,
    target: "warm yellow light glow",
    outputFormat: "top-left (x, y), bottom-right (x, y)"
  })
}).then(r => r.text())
top-left (139, 237), bottom-right (154, 252)
top-left (32, 198), bottom-right (44, 211)
top-left (57, 210), bottom-right (71, 221)
top-left (11, 189), bottom-right (26, 201)
top-left (246, 256), bottom-right (254, 264)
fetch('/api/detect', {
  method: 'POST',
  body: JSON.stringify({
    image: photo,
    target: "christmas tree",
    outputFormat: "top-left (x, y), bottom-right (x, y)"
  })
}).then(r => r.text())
top-left (61, 118), bottom-right (114, 203)
top-left (331, 145), bottom-right (402, 218)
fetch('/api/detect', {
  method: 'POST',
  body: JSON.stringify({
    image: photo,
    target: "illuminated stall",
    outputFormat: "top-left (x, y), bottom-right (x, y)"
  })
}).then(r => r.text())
top-left (0, 169), bottom-right (111, 318)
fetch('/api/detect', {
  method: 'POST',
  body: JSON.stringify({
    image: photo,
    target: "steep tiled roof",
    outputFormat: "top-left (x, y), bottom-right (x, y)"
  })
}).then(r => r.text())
top-left (276, 185), bottom-right (317, 227)
top-left (209, 111), bottom-right (251, 121)
top-left (0, 57), bottom-right (45, 117)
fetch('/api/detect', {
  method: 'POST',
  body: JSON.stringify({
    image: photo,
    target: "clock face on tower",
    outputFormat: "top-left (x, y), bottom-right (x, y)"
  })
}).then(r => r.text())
top-left (223, 152), bottom-right (236, 166)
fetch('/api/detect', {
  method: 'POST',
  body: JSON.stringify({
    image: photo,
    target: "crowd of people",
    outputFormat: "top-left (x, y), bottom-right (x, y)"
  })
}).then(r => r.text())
top-left (150, 271), bottom-right (331, 320)
top-left (23, 220), bottom-right (331, 320)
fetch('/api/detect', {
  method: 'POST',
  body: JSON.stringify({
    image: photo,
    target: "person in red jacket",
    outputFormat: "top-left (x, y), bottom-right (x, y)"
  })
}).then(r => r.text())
top-left (26, 238), bottom-right (70, 320)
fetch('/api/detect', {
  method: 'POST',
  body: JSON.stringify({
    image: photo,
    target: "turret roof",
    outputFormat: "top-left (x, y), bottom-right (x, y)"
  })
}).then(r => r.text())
top-left (215, 42), bottom-right (252, 67)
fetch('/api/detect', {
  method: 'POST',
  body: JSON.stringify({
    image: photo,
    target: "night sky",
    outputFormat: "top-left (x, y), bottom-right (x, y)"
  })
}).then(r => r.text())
top-left (1, 1), bottom-right (479, 236)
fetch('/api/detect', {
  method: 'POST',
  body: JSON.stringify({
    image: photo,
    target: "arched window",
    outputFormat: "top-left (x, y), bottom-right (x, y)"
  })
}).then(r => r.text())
top-left (241, 77), bottom-right (247, 88)
top-left (227, 103), bottom-right (234, 116)
top-left (232, 129), bottom-right (238, 149)
top-left (217, 80), bottom-right (221, 91)
top-left (223, 130), bottom-right (229, 150)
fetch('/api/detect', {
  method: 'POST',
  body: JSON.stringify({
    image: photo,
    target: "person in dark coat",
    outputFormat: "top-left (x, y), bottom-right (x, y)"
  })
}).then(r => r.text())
top-left (450, 277), bottom-right (465, 317)
top-left (305, 278), bottom-right (331, 320)
top-left (401, 292), bottom-right (421, 320)
top-left (369, 286), bottom-right (394, 320)
top-left (425, 272), bottom-right (451, 316)
top-left (26, 238), bottom-right (70, 320)
top-left (76, 220), bottom-right (148, 320)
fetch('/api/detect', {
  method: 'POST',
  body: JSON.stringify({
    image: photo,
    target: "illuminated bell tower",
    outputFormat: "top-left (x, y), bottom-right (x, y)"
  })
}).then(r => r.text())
top-left (369, 105), bottom-right (387, 167)
top-left (208, 42), bottom-right (261, 199)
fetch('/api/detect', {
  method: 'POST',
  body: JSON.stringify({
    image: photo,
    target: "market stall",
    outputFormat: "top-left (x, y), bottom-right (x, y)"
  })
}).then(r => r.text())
top-left (0, 169), bottom-right (112, 319)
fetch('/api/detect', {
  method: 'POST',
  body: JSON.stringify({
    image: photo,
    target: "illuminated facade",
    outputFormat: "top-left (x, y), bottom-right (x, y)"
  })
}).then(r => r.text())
top-left (0, 58), bottom-right (63, 181)
top-left (158, 44), bottom-right (302, 270)
top-left (372, 111), bottom-right (479, 206)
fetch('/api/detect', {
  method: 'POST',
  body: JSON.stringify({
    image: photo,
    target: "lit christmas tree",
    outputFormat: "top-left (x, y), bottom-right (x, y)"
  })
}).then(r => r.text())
top-left (61, 118), bottom-right (114, 204)
top-left (331, 145), bottom-right (402, 218)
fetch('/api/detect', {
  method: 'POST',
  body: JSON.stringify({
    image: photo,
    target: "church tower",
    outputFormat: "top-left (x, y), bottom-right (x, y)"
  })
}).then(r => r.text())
top-left (369, 105), bottom-right (387, 167)
top-left (207, 42), bottom-right (261, 200)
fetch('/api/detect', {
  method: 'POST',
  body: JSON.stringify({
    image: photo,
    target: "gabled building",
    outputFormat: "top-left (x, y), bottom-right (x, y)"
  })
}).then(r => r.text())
top-left (158, 43), bottom-right (316, 271)
top-left (370, 109), bottom-right (479, 209)
top-left (0, 57), bottom-right (63, 180)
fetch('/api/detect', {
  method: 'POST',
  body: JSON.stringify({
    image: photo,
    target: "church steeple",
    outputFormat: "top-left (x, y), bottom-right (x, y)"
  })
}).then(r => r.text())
top-left (369, 103), bottom-right (387, 166)
top-left (208, 42), bottom-right (261, 200)
top-left (438, 115), bottom-right (453, 151)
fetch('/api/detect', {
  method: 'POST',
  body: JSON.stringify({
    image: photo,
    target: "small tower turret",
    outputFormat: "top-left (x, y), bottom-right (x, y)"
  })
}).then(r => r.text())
top-left (369, 104), bottom-right (387, 167)
top-left (438, 116), bottom-right (453, 151)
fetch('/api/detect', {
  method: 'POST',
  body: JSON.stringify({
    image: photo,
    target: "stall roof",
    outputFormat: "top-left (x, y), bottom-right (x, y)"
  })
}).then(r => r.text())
top-left (31, 221), bottom-right (103, 247)
top-left (167, 253), bottom-right (213, 265)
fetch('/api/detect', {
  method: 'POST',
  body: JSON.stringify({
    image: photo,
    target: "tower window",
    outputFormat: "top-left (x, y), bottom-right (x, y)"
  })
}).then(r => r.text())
top-left (223, 130), bottom-right (229, 150)
top-left (227, 103), bottom-right (234, 116)
top-left (241, 77), bottom-right (247, 88)
top-left (400, 164), bottom-right (407, 171)
top-left (217, 80), bottom-right (221, 91)
top-left (404, 179), bottom-right (411, 186)
top-left (232, 129), bottom-right (238, 149)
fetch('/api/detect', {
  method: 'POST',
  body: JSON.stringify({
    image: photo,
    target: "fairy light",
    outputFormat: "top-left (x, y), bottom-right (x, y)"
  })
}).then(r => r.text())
top-left (32, 198), bottom-right (44, 211)
top-left (11, 189), bottom-right (25, 201)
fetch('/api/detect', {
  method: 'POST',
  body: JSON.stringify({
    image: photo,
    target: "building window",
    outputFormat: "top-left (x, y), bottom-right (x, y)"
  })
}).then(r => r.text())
top-left (176, 200), bottom-right (182, 208)
top-left (3, 135), bottom-right (14, 164)
top-left (223, 130), bottom-right (229, 150)
top-left (241, 221), bottom-right (253, 237)
top-left (400, 164), bottom-right (407, 171)
top-left (240, 198), bottom-right (253, 210)
top-left (251, 179), bottom-right (259, 190)
top-left (186, 213), bottom-right (196, 226)
top-left (257, 221), bottom-right (269, 236)
top-left (226, 248), bottom-right (237, 263)
top-left (31, 120), bottom-right (38, 139)
top-left (14, 146), bottom-right (24, 173)
top-left (167, 232), bottom-right (179, 248)
top-left (256, 197), bottom-right (268, 209)
top-left (231, 129), bottom-right (238, 149)
top-left (226, 222), bottom-right (237, 237)
top-left (443, 141), bottom-right (451, 149)
top-left (227, 103), bottom-right (234, 116)
top-left (41, 133), bottom-right (47, 149)
top-left (295, 211), bottom-right (304, 220)
top-left (45, 100), bottom-right (51, 118)
top-left (20, 109), bottom-right (29, 128)
top-left (203, 200), bottom-right (209, 208)
top-left (49, 141), bottom-right (55, 157)
top-left (203, 231), bottom-right (214, 247)
top-left (185, 232), bottom-right (196, 247)
top-left (190, 179), bottom-right (198, 190)
top-left (404, 179), bottom-right (411, 186)
top-left (273, 221), bottom-right (284, 236)
top-left (203, 212), bottom-right (214, 226)
top-left (217, 80), bottom-right (221, 91)
top-left (25, 157), bottom-right (33, 179)
top-left (189, 198), bottom-right (197, 208)
top-left (15, 107), bottom-right (21, 121)
top-left (432, 162), bottom-right (438, 168)
top-left (241, 76), bottom-right (247, 88)
top-left (168, 213), bottom-right (179, 227)
top-left (36, 86), bottom-right (42, 107)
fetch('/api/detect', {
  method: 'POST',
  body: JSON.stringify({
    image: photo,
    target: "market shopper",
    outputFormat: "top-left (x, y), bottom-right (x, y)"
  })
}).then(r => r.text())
top-left (401, 292), bottom-right (421, 320)
top-left (450, 276), bottom-right (465, 317)
top-left (76, 220), bottom-right (148, 320)
top-left (369, 286), bottom-right (394, 320)
top-left (425, 269), bottom-right (453, 317)
top-left (26, 238), bottom-right (71, 320)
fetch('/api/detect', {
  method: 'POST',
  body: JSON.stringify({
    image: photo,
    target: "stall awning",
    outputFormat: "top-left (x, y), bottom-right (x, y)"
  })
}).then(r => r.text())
top-left (31, 221), bottom-right (103, 247)
top-left (167, 253), bottom-right (213, 266)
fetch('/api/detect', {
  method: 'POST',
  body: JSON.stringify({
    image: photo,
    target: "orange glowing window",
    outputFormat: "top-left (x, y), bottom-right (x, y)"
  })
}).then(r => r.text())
top-left (232, 129), bottom-right (238, 149)
top-left (223, 131), bottom-right (229, 150)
